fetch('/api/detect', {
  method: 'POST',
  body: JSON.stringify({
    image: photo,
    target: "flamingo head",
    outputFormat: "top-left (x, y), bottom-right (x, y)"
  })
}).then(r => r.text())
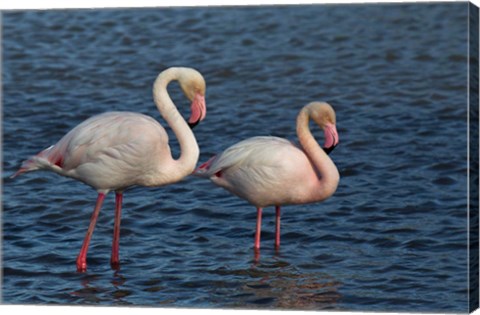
top-left (307, 102), bottom-right (339, 154)
top-left (178, 68), bottom-right (207, 129)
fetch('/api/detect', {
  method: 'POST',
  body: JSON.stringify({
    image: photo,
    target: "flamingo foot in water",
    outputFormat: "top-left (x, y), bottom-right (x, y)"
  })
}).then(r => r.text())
top-left (253, 248), bottom-right (261, 264)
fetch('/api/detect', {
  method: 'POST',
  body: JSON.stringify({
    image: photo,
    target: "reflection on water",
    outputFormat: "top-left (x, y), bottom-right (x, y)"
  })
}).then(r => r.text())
top-left (67, 256), bottom-right (342, 309)
top-left (244, 268), bottom-right (341, 309)
top-left (69, 271), bottom-right (132, 305)
top-left (69, 274), bottom-right (108, 304)
top-left (210, 258), bottom-right (342, 310)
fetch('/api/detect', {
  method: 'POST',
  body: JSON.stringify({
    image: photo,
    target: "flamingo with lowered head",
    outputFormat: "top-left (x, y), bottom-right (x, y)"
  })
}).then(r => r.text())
top-left (194, 102), bottom-right (339, 252)
top-left (12, 67), bottom-right (207, 272)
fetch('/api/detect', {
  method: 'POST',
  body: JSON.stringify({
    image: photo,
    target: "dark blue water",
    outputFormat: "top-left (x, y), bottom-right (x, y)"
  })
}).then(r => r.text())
top-left (2, 3), bottom-right (471, 312)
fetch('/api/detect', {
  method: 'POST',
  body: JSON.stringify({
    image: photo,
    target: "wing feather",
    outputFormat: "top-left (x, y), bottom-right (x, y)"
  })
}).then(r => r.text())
top-left (198, 136), bottom-right (296, 177)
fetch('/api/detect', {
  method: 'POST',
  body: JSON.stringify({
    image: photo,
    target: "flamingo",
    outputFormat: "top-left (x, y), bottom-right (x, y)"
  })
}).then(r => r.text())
top-left (11, 67), bottom-right (207, 272)
top-left (194, 102), bottom-right (339, 252)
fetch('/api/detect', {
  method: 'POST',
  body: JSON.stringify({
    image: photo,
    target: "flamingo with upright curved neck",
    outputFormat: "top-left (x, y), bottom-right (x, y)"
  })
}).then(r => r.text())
top-left (12, 67), bottom-right (207, 272)
top-left (194, 102), bottom-right (339, 252)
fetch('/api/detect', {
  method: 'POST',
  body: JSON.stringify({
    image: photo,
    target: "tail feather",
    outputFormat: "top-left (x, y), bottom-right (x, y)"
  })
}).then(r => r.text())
top-left (11, 168), bottom-right (27, 178)
top-left (193, 155), bottom-right (217, 177)
top-left (11, 145), bottom-right (59, 178)
top-left (11, 158), bottom-right (40, 178)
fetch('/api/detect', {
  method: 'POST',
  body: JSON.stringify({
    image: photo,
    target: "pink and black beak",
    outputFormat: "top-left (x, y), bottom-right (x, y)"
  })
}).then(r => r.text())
top-left (188, 94), bottom-right (207, 129)
top-left (188, 120), bottom-right (200, 129)
top-left (323, 123), bottom-right (339, 154)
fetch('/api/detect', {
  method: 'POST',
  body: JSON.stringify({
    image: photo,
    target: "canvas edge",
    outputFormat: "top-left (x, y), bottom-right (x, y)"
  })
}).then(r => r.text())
top-left (469, 1), bottom-right (480, 313)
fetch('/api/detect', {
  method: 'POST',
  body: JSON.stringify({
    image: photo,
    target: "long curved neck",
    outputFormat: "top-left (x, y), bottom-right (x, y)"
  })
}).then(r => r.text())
top-left (152, 68), bottom-right (199, 180)
top-left (296, 109), bottom-right (339, 200)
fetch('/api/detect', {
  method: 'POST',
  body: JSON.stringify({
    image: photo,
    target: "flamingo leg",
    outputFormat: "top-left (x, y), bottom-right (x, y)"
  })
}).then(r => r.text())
top-left (76, 193), bottom-right (106, 272)
top-left (254, 207), bottom-right (263, 250)
top-left (110, 192), bottom-right (123, 270)
top-left (275, 206), bottom-right (281, 249)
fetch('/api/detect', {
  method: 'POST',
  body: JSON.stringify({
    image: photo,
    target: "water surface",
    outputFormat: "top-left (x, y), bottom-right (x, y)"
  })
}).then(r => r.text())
top-left (2, 3), bottom-right (471, 312)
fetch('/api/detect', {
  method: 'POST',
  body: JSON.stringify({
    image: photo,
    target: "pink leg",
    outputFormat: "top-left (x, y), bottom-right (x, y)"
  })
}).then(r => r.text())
top-left (254, 207), bottom-right (263, 250)
top-left (275, 206), bottom-right (281, 249)
top-left (110, 192), bottom-right (123, 270)
top-left (76, 193), bottom-right (106, 272)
